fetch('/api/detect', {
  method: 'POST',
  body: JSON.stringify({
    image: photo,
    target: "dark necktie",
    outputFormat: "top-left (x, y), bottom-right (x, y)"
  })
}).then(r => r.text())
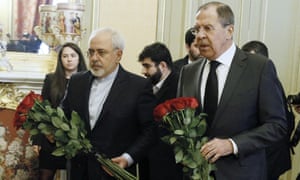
top-left (204, 61), bottom-right (220, 126)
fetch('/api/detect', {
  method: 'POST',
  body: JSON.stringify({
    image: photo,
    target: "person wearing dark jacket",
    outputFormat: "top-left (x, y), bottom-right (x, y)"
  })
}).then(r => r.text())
top-left (34, 42), bottom-right (87, 180)
top-left (62, 27), bottom-right (157, 180)
top-left (138, 42), bottom-right (183, 180)
top-left (242, 40), bottom-right (292, 180)
top-left (173, 27), bottom-right (202, 73)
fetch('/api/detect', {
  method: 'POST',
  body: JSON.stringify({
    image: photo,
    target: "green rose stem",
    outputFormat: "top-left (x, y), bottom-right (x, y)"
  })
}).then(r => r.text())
top-left (95, 153), bottom-right (137, 180)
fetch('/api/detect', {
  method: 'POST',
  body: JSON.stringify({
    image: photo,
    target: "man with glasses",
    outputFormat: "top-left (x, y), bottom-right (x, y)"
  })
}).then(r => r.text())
top-left (62, 27), bottom-right (157, 180)
top-left (177, 2), bottom-right (287, 179)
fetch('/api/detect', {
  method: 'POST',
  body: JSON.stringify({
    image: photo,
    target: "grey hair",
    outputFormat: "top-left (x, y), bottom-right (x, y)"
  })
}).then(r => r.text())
top-left (88, 27), bottom-right (125, 50)
top-left (197, 1), bottom-right (234, 27)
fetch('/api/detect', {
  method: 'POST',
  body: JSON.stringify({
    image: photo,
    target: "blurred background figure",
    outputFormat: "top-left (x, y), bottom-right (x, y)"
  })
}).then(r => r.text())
top-left (138, 42), bottom-right (183, 180)
top-left (242, 40), bottom-right (293, 180)
top-left (173, 27), bottom-right (202, 73)
top-left (33, 42), bottom-right (87, 180)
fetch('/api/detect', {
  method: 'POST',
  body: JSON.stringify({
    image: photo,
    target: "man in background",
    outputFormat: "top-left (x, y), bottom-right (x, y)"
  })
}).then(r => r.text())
top-left (173, 27), bottom-right (202, 73)
top-left (242, 40), bottom-right (292, 180)
top-left (138, 42), bottom-right (182, 180)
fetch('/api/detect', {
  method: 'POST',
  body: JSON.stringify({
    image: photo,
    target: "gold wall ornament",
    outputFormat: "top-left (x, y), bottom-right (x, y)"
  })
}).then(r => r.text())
top-left (0, 83), bottom-right (26, 110)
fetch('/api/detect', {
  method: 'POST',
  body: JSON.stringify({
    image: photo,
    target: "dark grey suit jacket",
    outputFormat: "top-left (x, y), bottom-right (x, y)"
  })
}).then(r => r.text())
top-left (177, 47), bottom-right (287, 180)
top-left (62, 66), bottom-right (157, 180)
top-left (173, 55), bottom-right (189, 73)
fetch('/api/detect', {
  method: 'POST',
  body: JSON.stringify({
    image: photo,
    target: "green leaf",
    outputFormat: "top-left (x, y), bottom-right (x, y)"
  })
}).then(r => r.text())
top-left (30, 112), bottom-right (44, 122)
top-left (189, 116), bottom-right (200, 128)
top-left (67, 128), bottom-right (78, 139)
top-left (54, 129), bottom-right (65, 138)
top-left (161, 135), bottom-right (170, 144)
top-left (29, 129), bottom-right (39, 135)
top-left (41, 126), bottom-right (53, 135)
top-left (186, 161), bottom-right (197, 168)
top-left (45, 105), bottom-right (54, 115)
top-left (52, 147), bottom-right (65, 157)
top-left (60, 123), bottom-right (70, 131)
top-left (174, 129), bottom-right (184, 135)
top-left (196, 120), bottom-right (207, 136)
top-left (188, 129), bottom-right (197, 138)
top-left (37, 123), bottom-right (47, 130)
top-left (175, 149), bottom-right (183, 163)
top-left (169, 136), bottom-right (177, 144)
top-left (57, 107), bottom-right (65, 118)
top-left (51, 116), bottom-right (63, 128)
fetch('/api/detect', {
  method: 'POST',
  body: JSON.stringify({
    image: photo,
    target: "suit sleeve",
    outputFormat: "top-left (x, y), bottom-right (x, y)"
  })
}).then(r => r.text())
top-left (233, 60), bottom-right (288, 157)
top-left (125, 80), bottom-right (158, 162)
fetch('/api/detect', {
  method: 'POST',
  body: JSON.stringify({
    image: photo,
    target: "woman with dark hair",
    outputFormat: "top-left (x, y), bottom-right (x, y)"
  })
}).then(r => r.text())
top-left (34, 42), bottom-right (87, 180)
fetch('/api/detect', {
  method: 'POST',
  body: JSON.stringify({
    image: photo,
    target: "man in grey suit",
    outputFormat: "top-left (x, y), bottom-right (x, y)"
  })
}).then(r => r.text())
top-left (62, 27), bottom-right (157, 180)
top-left (177, 2), bottom-right (287, 180)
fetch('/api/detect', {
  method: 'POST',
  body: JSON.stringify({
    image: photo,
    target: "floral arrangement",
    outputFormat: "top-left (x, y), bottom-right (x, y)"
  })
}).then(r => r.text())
top-left (13, 91), bottom-right (137, 180)
top-left (0, 124), bottom-right (38, 180)
top-left (13, 91), bottom-right (92, 159)
top-left (153, 97), bottom-right (215, 180)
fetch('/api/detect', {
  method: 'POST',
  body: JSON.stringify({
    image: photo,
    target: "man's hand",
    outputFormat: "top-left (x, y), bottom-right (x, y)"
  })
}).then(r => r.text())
top-left (200, 138), bottom-right (233, 163)
top-left (32, 145), bottom-right (41, 155)
top-left (45, 134), bottom-right (55, 143)
top-left (101, 155), bottom-right (128, 177)
top-left (111, 156), bottom-right (128, 168)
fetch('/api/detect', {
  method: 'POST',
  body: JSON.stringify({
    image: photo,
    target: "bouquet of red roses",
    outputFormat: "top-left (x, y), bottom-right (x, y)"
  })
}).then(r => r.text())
top-left (154, 97), bottom-right (215, 180)
top-left (13, 91), bottom-right (137, 180)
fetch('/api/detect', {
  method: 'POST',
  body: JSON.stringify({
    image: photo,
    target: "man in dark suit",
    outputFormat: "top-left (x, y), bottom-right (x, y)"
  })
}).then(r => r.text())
top-left (62, 27), bottom-right (157, 180)
top-left (177, 2), bottom-right (288, 180)
top-left (138, 42), bottom-right (182, 180)
top-left (173, 27), bottom-right (202, 73)
top-left (241, 40), bottom-right (292, 180)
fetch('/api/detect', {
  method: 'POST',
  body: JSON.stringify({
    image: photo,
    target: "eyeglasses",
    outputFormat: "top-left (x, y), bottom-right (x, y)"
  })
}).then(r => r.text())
top-left (87, 49), bottom-right (116, 57)
top-left (190, 23), bottom-right (230, 36)
top-left (190, 25), bottom-right (216, 36)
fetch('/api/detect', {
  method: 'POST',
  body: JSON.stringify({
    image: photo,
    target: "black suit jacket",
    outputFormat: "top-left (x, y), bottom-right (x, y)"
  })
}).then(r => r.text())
top-left (177, 47), bottom-right (287, 180)
top-left (146, 71), bottom-right (183, 180)
top-left (266, 81), bottom-right (292, 179)
top-left (32, 73), bottom-right (67, 169)
top-left (62, 66), bottom-right (158, 180)
top-left (173, 55), bottom-right (189, 74)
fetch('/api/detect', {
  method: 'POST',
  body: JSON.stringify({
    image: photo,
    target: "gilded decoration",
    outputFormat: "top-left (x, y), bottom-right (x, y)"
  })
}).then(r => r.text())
top-left (0, 83), bottom-right (25, 110)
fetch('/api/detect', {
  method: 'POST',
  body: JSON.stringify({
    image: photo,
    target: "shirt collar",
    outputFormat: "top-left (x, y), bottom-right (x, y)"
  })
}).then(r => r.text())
top-left (215, 43), bottom-right (236, 67)
top-left (94, 65), bottom-right (119, 83)
top-left (154, 71), bottom-right (170, 89)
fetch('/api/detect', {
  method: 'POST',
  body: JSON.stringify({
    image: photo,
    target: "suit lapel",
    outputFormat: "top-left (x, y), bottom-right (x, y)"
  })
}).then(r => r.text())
top-left (83, 71), bottom-right (95, 131)
top-left (195, 59), bottom-right (206, 111)
top-left (212, 49), bottom-right (247, 127)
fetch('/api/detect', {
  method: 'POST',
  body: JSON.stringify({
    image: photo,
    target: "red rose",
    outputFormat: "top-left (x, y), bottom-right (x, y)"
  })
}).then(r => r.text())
top-left (169, 98), bottom-right (186, 111)
top-left (13, 91), bottom-right (42, 129)
top-left (153, 103), bottom-right (170, 122)
top-left (186, 97), bottom-right (199, 109)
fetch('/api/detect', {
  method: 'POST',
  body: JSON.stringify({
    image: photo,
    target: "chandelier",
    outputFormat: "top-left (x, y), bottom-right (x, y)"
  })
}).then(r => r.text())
top-left (34, 3), bottom-right (85, 48)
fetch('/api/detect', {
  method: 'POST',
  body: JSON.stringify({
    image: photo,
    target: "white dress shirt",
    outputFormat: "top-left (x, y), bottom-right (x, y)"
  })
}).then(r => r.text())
top-left (88, 65), bottom-right (134, 166)
top-left (89, 66), bottom-right (118, 129)
top-left (200, 43), bottom-right (238, 154)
